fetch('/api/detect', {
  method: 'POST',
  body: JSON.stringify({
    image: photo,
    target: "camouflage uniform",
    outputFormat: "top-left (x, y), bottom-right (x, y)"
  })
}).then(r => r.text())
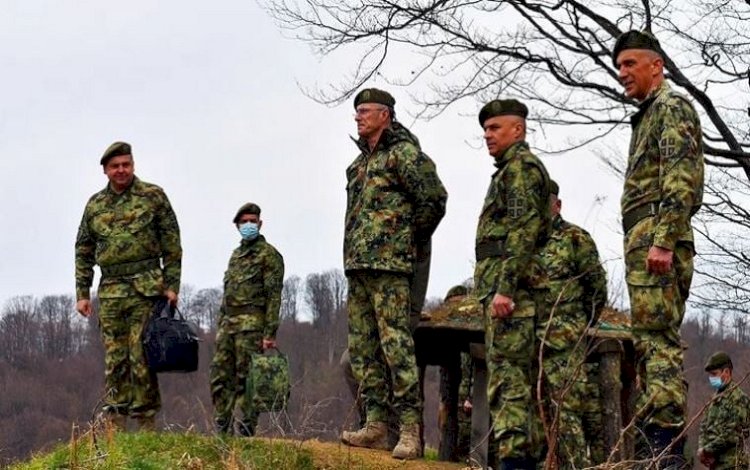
top-left (210, 234), bottom-right (284, 435)
top-left (474, 140), bottom-right (551, 460)
top-left (580, 361), bottom-right (606, 464)
top-left (75, 176), bottom-right (182, 419)
top-left (457, 352), bottom-right (474, 459)
top-left (537, 215), bottom-right (607, 468)
top-left (622, 81), bottom-right (704, 430)
top-left (699, 382), bottom-right (750, 470)
top-left (344, 120), bottom-right (447, 427)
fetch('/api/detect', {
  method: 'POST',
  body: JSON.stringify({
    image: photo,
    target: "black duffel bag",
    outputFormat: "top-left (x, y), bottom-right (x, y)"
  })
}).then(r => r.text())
top-left (142, 297), bottom-right (200, 373)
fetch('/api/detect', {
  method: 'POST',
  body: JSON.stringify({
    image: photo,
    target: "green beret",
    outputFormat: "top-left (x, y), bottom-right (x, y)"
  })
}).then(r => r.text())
top-left (233, 202), bottom-right (261, 224)
top-left (353, 88), bottom-right (395, 109)
top-left (612, 30), bottom-right (663, 67)
top-left (100, 141), bottom-right (132, 165)
top-left (478, 99), bottom-right (528, 126)
top-left (550, 180), bottom-right (559, 196)
top-left (444, 285), bottom-right (468, 301)
top-left (704, 351), bottom-right (733, 372)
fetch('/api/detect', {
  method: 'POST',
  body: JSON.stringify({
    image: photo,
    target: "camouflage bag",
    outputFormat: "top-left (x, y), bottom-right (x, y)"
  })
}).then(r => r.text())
top-left (246, 348), bottom-right (290, 412)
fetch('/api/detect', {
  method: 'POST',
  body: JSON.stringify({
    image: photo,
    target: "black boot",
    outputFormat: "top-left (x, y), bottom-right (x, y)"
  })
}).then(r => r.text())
top-left (237, 420), bottom-right (255, 437)
top-left (215, 417), bottom-right (232, 436)
top-left (499, 457), bottom-right (535, 470)
top-left (645, 425), bottom-right (687, 470)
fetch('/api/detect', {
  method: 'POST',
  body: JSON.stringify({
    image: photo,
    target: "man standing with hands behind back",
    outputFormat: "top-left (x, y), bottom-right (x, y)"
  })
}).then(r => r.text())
top-left (613, 30), bottom-right (704, 466)
top-left (341, 88), bottom-right (447, 460)
top-left (75, 141), bottom-right (182, 431)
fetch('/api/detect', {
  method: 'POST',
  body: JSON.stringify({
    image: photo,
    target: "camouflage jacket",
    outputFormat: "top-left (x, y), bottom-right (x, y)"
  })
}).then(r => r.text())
top-left (622, 81), bottom-right (704, 254)
top-left (538, 215), bottom-right (608, 350)
top-left (474, 141), bottom-right (551, 304)
top-left (75, 177), bottom-right (182, 300)
top-left (699, 382), bottom-right (750, 469)
top-left (220, 235), bottom-right (284, 339)
top-left (344, 121), bottom-right (447, 274)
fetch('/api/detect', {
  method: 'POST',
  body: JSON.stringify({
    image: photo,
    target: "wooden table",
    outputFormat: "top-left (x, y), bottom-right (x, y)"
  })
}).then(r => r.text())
top-left (414, 307), bottom-right (634, 468)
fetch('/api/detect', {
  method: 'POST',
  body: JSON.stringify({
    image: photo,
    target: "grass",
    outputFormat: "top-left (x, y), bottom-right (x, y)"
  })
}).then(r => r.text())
top-left (10, 428), bottom-right (315, 470)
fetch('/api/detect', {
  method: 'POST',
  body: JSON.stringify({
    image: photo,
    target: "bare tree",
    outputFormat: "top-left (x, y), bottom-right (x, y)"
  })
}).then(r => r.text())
top-left (281, 275), bottom-right (302, 323)
top-left (305, 269), bottom-right (347, 364)
top-left (193, 287), bottom-right (223, 332)
top-left (37, 295), bottom-right (77, 359)
top-left (0, 296), bottom-right (40, 367)
top-left (261, 0), bottom-right (750, 312)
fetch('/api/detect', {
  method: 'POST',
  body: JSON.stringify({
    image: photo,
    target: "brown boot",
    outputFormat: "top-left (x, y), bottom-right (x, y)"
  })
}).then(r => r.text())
top-left (102, 412), bottom-right (126, 431)
top-left (135, 416), bottom-right (156, 432)
top-left (392, 423), bottom-right (422, 460)
top-left (341, 421), bottom-right (389, 450)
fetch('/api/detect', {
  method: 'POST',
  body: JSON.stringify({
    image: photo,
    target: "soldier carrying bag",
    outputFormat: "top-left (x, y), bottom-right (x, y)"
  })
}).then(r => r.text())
top-left (142, 297), bottom-right (201, 373)
top-left (246, 347), bottom-right (291, 412)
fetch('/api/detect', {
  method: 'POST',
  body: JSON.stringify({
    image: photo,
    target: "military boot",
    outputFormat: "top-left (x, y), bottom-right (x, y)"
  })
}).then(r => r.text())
top-left (341, 421), bottom-right (389, 450)
top-left (392, 423), bottom-right (422, 460)
top-left (215, 417), bottom-right (232, 436)
top-left (135, 416), bottom-right (156, 432)
top-left (104, 413), bottom-right (126, 431)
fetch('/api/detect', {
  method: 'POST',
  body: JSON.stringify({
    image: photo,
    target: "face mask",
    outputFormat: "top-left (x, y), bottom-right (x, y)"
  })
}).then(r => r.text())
top-left (239, 222), bottom-right (259, 241)
top-left (709, 376), bottom-right (723, 390)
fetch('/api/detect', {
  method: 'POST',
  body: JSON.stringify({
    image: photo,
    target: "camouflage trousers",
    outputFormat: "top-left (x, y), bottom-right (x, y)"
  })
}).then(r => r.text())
top-left (484, 288), bottom-right (542, 460)
top-left (580, 361), bottom-right (605, 465)
top-left (626, 243), bottom-right (693, 429)
top-left (210, 327), bottom-right (263, 434)
top-left (538, 347), bottom-right (590, 469)
top-left (98, 295), bottom-right (160, 418)
top-left (346, 271), bottom-right (422, 426)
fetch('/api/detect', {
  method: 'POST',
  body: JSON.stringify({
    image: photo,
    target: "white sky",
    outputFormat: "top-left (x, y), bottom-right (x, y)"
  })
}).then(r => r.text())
top-left (0, 0), bottom-right (629, 310)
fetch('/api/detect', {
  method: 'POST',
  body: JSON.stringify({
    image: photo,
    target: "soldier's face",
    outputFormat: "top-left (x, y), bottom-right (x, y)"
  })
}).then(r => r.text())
top-left (103, 155), bottom-right (135, 192)
top-left (236, 213), bottom-right (262, 230)
top-left (355, 104), bottom-right (389, 140)
top-left (616, 49), bottom-right (663, 101)
top-left (483, 115), bottom-right (523, 157)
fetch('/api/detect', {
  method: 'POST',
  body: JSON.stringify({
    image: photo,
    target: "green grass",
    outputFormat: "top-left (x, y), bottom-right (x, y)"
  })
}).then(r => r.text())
top-left (11, 431), bottom-right (315, 470)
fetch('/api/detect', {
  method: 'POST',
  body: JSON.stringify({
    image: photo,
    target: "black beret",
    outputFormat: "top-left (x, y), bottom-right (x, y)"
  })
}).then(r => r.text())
top-left (478, 99), bottom-right (528, 126)
top-left (704, 351), bottom-right (733, 371)
top-left (233, 202), bottom-right (261, 224)
top-left (612, 30), bottom-right (663, 67)
top-left (100, 141), bottom-right (132, 165)
top-left (444, 285), bottom-right (469, 301)
top-left (353, 88), bottom-right (396, 109)
top-left (550, 180), bottom-right (560, 196)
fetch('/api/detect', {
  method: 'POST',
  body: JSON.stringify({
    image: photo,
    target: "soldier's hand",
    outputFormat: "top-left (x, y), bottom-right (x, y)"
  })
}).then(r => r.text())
top-left (76, 299), bottom-right (92, 317)
top-left (463, 399), bottom-right (473, 413)
top-left (164, 289), bottom-right (179, 307)
top-left (491, 294), bottom-right (514, 319)
top-left (646, 246), bottom-right (673, 275)
top-left (262, 338), bottom-right (276, 350)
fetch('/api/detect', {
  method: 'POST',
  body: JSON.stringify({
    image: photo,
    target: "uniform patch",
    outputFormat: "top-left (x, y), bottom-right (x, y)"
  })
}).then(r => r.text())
top-left (659, 136), bottom-right (677, 158)
top-left (508, 196), bottom-right (526, 218)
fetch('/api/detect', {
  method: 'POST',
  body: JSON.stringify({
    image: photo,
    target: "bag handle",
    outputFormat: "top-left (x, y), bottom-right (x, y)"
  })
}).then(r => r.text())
top-left (154, 296), bottom-right (185, 320)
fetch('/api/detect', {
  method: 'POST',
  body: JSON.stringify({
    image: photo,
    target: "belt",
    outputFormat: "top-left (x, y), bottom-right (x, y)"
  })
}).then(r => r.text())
top-left (622, 202), bottom-right (658, 234)
top-left (475, 239), bottom-right (505, 261)
top-left (100, 258), bottom-right (161, 278)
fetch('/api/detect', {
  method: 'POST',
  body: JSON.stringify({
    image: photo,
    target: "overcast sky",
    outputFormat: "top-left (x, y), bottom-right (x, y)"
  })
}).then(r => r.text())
top-left (0, 1), bottom-right (628, 312)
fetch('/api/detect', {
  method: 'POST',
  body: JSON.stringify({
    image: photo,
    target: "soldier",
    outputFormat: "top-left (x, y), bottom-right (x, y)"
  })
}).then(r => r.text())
top-left (698, 351), bottom-right (750, 470)
top-left (75, 141), bottom-right (182, 431)
top-left (341, 88), bottom-right (447, 460)
top-left (613, 30), bottom-right (704, 465)
top-left (210, 203), bottom-right (284, 436)
top-left (474, 99), bottom-right (552, 470)
top-left (537, 180), bottom-right (607, 468)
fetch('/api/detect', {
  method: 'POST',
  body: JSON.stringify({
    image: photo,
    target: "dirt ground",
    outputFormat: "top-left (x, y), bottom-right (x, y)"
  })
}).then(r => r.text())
top-left (282, 438), bottom-right (468, 470)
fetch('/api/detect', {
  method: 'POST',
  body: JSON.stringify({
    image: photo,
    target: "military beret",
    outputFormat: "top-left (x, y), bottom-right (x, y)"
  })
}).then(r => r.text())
top-left (612, 30), bottom-right (663, 67)
top-left (704, 351), bottom-right (733, 372)
top-left (478, 99), bottom-right (529, 126)
top-left (444, 285), bottom-right (469, 301)
top-left (100, 141), bottom-right (132, 165)
top-left (353, 88), bottom-right (396, 109)
top-left (233, 202), bottom-right (261, 224)
top-left (549, 180), bottom-right (560, 196)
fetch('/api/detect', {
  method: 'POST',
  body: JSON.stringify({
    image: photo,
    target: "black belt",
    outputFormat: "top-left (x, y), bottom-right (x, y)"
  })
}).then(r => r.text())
top-left (622, 202), bottom-right (658, 233)
top-left (101, 258), bottom-right (160, 278)
top-left (475, 239), bottom-right (505, 261)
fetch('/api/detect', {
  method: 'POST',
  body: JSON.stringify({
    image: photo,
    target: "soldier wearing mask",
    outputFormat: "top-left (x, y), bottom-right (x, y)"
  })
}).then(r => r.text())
top-left (210, 203), bottom-right (284, 436)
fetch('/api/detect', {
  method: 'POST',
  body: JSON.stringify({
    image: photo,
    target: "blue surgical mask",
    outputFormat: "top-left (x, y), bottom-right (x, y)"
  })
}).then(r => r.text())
top-left (709, 376), bottom-right (723, 390)
top-left (239, 222), bottom-right (259, 241)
